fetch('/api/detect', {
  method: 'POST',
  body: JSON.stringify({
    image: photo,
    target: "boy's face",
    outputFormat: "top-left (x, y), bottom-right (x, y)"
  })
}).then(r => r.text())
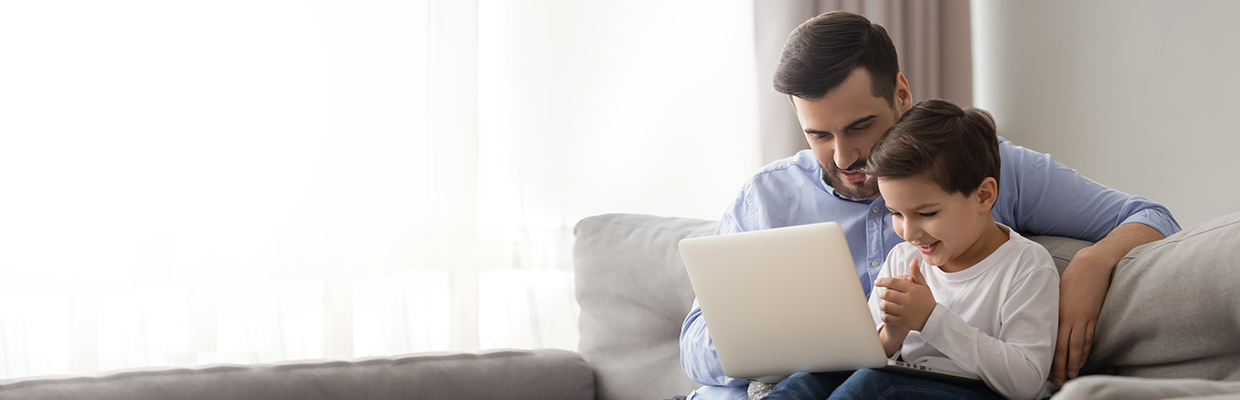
top-left (879, 174), bottom-right (997, 271)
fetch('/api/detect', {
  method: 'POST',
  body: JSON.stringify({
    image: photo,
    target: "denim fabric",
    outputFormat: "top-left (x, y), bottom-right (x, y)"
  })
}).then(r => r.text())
top-left (764, 369), bottom-right (1002, 400)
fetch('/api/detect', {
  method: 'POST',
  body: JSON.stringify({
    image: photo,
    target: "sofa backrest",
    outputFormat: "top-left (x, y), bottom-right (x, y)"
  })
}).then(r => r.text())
top-left (574, 214), bottom-right (715, 400)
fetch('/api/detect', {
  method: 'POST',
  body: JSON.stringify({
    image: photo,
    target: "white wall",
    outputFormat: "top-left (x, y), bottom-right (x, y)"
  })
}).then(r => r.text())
top-left (973, 0), bottom-right (1240, 229)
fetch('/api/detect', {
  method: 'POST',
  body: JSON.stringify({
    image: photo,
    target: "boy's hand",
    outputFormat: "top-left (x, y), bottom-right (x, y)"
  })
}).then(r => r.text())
top-left (875, 259), bottom-right (936, 331)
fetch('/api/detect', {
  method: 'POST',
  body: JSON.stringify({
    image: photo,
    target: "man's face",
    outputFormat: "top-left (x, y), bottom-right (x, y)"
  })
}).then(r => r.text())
top-left (791, 68), bottom-right (910, 199)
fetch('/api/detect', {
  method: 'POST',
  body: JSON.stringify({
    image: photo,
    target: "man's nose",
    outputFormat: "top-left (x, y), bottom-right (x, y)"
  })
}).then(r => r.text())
top-left (834, 137), bottom-right (859, 170)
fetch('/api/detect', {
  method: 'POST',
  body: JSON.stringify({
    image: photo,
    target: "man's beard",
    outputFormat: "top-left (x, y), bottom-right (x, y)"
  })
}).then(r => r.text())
top-left (822, 161), bottom-right (879, 199)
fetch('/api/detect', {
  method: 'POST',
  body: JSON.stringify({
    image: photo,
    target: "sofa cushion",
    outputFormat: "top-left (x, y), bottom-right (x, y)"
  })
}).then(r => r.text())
top-left (1082, 211), bottom-right (1240, 380)
top-left (1027, 235), bottom-right (1092, 276)
top-left (1053, 375), bottom-right (1240, 400)
top-left (574, 214), bottom-right (716, 400)
top-left (0, 349), bottom-right (592, 400)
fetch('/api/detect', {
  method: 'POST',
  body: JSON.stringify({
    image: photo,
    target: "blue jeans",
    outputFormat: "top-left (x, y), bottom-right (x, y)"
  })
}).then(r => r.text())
top-left (763, 369), bottom-right (1003, 400)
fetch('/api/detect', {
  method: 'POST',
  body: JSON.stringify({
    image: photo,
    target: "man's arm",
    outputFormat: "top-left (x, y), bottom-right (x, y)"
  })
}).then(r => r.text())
top-left (680, 300), bottom-right (747, 387)
top-left (1051, 222), bottom-right (1164, 386)
top-left (678, 188), bottom-right (752, 390)
top-left (992, 139), bottom-right (1181, 386)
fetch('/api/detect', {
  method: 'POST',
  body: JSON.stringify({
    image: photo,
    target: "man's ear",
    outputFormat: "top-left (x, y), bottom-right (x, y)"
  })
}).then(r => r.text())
top-left (894, 72), bottom-right (912, 115)
top-left (975, 177), bottom-right (999, 212)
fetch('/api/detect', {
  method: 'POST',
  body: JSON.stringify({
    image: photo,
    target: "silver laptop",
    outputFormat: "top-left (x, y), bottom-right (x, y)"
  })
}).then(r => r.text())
top-left (679, 221), bottom-right (982, 385)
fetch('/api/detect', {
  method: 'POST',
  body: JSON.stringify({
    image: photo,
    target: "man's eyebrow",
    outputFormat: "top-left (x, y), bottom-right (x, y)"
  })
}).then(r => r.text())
top-left (803, 115), bottom-right (878, 135)
top-left (844, 115), bottom-right (878, 131)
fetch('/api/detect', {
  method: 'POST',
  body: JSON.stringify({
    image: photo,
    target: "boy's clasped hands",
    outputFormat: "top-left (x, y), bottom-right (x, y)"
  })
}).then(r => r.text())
top-left (876, 259), bottom-right (937, 354)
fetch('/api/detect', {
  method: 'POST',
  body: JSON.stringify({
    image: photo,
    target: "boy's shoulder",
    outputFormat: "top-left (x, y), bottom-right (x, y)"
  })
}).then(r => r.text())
top-left (1000, 228), bottom-right (1061, 277)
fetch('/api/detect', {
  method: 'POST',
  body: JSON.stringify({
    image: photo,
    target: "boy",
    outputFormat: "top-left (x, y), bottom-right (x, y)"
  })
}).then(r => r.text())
top-left (760, 100), bottom-right (1059, 400)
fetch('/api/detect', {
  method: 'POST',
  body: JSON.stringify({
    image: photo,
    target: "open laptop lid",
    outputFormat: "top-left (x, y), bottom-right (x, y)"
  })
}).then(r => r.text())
top-left (679, 222), bottom-right (888, 380)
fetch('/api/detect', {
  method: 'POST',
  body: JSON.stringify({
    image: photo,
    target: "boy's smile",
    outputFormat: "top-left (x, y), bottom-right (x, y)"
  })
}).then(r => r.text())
top-left (913, 240), bottom-right (940, 256)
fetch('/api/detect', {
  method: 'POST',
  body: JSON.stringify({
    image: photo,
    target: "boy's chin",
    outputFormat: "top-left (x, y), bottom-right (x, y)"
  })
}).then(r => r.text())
top-left (920, 253), bottom-right (948, 267)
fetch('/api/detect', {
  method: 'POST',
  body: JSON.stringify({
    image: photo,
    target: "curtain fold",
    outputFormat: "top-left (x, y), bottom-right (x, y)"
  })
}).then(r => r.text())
top-left (753, 0), bottom-right (973, 165)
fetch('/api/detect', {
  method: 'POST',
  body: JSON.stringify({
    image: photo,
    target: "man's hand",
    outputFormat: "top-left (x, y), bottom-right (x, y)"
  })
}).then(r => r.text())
top-left (875, 259), bottom-right (936, 332)
top-left (1051, 248), bottom-right (1110, 386)
top-left (1050, 223), bottom-right (1165, 387)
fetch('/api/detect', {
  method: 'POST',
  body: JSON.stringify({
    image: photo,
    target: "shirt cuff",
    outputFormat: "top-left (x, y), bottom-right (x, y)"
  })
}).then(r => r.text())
top-left (918, 303), bottom-right (947, 342)
top-left (1120, 207), bottom-right (1182, 238)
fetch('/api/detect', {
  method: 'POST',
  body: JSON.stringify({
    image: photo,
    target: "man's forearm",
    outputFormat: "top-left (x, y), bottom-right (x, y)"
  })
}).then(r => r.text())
top-left (1077, 223), bottom-right (1166, 269)
top-left (680, 303), bottom-right (743, 387)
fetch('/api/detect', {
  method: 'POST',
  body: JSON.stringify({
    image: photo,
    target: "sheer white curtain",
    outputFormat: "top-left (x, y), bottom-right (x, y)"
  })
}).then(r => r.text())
top-left (0, 0), bottom-right (758, 380)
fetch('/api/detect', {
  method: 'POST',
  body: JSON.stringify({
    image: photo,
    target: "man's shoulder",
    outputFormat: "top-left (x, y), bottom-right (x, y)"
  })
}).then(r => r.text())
top-left (749, 149), bottom-right (819, 181)
top-left (996, 136), bottom-right (1053, 169)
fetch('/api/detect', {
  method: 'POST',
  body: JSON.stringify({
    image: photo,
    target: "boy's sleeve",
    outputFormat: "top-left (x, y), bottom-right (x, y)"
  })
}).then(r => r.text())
top-left (994, 139), bottom-right (1181, 241)
top-left (869, 246), bottom-right (906, 359)
top-left (917, 248), bottom-right (1060, 400)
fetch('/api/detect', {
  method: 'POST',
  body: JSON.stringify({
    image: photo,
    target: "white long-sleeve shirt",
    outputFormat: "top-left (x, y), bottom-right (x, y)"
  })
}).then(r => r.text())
top-left (869, 226), bottom-right (1059, 400)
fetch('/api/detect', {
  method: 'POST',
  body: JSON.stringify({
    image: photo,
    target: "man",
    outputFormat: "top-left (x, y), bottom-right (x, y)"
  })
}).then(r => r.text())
top-left (678, 11), bottom-right (1180, 400)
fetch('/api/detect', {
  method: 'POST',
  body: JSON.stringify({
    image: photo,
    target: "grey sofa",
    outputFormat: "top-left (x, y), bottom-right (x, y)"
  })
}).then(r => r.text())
top-left (3, 212), bottom-right (1239, 400)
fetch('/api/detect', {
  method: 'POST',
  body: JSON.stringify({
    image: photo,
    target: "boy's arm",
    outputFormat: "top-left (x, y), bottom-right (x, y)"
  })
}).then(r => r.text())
top-left (869, 248), bottom-right (910, 358)
top-left (919, 265), bottom-right (1060, 400)
top-left (877, 324), bottom-right (908, 358)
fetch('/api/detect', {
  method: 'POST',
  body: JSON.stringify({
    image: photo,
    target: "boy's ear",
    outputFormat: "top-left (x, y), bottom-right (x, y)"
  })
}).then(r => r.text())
top-left (975, 177), bottom-right (999, 212)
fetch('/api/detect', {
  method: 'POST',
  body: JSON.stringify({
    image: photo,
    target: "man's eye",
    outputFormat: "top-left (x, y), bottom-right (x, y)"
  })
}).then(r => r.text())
top-left (851, 124), bottom-right (869, 132)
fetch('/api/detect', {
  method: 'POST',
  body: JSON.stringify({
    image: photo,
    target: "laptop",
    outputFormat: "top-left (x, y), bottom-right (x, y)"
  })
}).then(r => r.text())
top-left (679, 221), bottom-right (983, 386)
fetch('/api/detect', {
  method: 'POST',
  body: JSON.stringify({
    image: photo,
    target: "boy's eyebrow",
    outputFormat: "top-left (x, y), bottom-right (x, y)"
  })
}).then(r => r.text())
top-left (888, 201), bottom-right (942, 211)
top-left (803, 115), bottom-right (877, 135)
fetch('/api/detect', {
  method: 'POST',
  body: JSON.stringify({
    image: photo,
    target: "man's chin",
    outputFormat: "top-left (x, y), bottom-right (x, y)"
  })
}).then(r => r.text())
top-left (835, 179), bottom-right (879, 199)
top-left (823, 168), bottom-right (879, 199)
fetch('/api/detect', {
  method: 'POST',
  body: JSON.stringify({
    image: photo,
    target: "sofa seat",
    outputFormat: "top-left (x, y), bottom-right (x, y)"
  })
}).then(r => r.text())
top-left (0, 349), bottom-right (592, 400)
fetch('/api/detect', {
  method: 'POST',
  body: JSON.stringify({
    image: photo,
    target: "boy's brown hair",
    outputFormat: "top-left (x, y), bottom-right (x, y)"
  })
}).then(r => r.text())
top-left (864, 99), bottom-right (1001, 195)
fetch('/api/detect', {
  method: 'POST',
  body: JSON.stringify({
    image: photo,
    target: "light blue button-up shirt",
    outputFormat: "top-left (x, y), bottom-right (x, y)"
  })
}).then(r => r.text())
top-left (679, 138), bottom-right (1180, 400)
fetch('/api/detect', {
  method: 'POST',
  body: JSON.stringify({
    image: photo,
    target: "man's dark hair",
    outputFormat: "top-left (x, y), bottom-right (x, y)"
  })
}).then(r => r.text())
top-left (864, 99), bottom-right (1001, 195)
top-left (773, 11), bottom-right (899, 104)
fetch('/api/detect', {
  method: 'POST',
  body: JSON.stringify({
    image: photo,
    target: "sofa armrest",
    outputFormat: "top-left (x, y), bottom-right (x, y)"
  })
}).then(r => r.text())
top-left (0, 349), bottom-right (594, 400)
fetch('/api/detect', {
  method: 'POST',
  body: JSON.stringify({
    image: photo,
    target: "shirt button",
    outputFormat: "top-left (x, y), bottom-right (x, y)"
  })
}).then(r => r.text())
top-left (871, 207), bottom-right (879, 213)
top-left (870, 261), bottom-right (879, 267)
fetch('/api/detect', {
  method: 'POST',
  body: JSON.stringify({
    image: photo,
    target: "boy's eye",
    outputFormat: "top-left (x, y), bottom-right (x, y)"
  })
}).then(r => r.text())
top-left (890, 211), bottom-right (902, 217)
top-left (919, 212), bottom-right (937, 217)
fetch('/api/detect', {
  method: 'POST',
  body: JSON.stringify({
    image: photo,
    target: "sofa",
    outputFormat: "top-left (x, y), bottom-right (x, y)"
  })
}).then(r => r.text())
top-left (2, 212), bottom-right (1239, 400)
